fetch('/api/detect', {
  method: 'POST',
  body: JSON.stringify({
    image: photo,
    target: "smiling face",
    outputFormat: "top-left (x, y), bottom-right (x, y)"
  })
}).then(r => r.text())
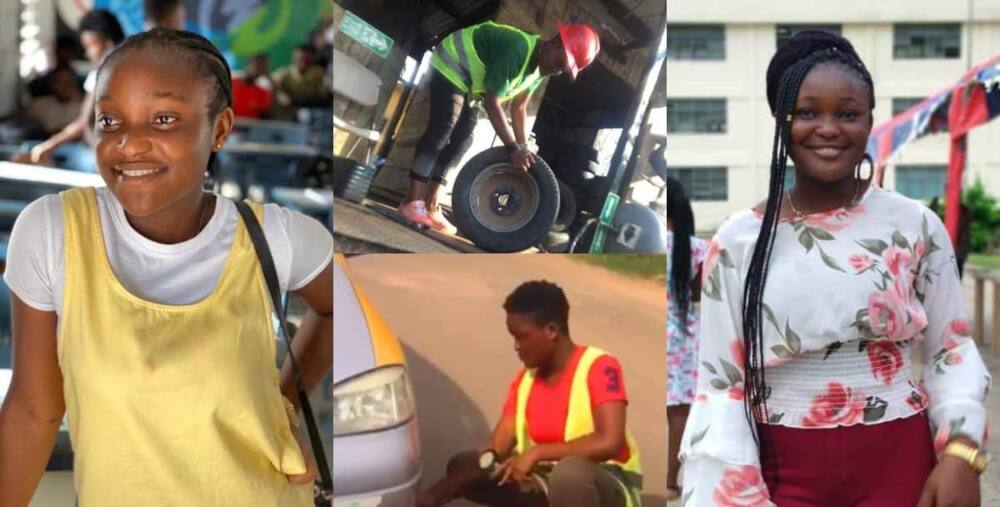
top-left (506, 312), bottom-right (559, 368)
top-left (94, 50), bottom-right (232, 218)
top-left (787, 63), bottom-right (873, 184)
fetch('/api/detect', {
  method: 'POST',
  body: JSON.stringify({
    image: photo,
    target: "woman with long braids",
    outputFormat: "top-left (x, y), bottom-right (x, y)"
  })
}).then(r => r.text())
top-left (665, 178), bottom-right (707, 500)
top-left (679, 31), bottom-right (990, 506)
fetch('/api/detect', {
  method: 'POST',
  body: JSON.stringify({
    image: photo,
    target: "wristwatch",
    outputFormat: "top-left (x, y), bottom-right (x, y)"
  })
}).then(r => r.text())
top-left (479, 449), bottom-right (499, 472)
top-left (943, 441), bottom-right (989, 474)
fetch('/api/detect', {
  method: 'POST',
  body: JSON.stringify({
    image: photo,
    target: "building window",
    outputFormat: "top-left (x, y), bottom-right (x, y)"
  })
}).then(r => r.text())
top-left (667, 99), bottom-right (727, 133)
top-left (896, 165), bottom-right (946, 199)
top-left (776, 25), bottom-right (842, 48)
top-left (893, 24), bottom-right (961, 59)
top-left (670, 167), bottom-right (728, 201)
top-left (667, 25), bottom-right (725, 60)
top-left (892, 97), bottom-right (925, 116)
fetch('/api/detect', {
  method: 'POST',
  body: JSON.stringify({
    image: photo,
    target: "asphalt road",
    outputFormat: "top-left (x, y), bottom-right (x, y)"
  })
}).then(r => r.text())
top-left (347, 254), bottom-right (668, 507)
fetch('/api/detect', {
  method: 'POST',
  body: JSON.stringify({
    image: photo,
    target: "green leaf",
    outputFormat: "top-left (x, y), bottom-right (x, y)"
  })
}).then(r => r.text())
top-left (719, 249), bottom-right (735, 268)
top-left (798, 230), bottom-right (815, 252)
top-left (784, 322), bottom-right (802, 353)
top-left (719, 359), bottom-right (743, 386)
top-left (892, 230), bottom-right (910, 249)
top-left (857, 239), bottom-right (889, 256)
top-left (922, 215), bottom-right (930, 241)
top-left (768, 412), bottom-right (785, 424)
top-left (771, 344), bottom-right (792, 358)
top-left (857, 339), bottom-right (871, 352)
top-left (819, 248), bottom-right (847, 273)
top-left (701, 361), bottom-right (718, 375)
top-left (689, 425), bottom-right (710, 446)
top-left (710, 378), bottom-right (730, 390)
top-left (864, 396), bottom-right (888, 422)
top-left (762, 303), bottom-right (781, 335)
top-left (823, 341), bottom-right (843, 359)
top-left (808, 227), bottom-right (834, 241)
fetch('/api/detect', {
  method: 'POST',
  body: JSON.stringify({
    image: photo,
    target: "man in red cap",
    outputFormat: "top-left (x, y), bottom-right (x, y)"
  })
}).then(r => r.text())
top-left (398, 20), bottom-right (600, 232)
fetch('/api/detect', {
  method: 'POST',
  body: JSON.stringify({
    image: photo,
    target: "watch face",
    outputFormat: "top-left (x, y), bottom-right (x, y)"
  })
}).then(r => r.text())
top-left (479, 450), bottom-right (497, 470)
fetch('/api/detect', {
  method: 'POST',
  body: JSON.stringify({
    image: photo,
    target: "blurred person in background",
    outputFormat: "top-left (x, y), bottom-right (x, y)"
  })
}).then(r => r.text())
top-left (25, 67), bottom-right (84, 137)
top-left (310, 19), bottom-right (333, 71)
top-left (26, 36), bottom-right (82, 99)
top-left (664, 177), bottom-right (706, 501)
top-left (233, 53), bottom-right (275, 119)
top-left (10, 9), bottom-right (124, 165)
top-left (144, 0), bottom-right (186, 31)
top-left (272, 44), bottom-right (329, 109)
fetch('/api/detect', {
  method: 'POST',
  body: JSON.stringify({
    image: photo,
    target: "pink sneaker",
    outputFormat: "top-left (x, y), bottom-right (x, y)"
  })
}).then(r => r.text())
top-left (426, 207), bottom-right (457, 234)
top-left (398, 200), bottom-right (436, 228)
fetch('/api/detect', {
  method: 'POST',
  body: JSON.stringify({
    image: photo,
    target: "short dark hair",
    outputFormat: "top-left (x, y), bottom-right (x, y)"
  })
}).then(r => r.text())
top-left (144, 0), bottom-right (183, 25)
top-left (99, 28), bottom-right (232, 116)
top-left (295, 44), bottom-right (316, 54)
top-left (503, 280), bottom-right (570, 335)
top-left (79, 9), bottom-right (125, 45)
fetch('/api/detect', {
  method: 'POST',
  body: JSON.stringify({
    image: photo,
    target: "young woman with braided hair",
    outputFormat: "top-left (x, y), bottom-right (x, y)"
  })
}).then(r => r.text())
top-left (679, 31), bottom-right (989, 506)
top-left (0, 29), bottom-right (333, 505)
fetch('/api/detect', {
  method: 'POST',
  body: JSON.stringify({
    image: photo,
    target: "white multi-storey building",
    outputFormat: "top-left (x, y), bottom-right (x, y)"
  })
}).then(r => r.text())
top-left (668, 0), bottom-right (1000, 231)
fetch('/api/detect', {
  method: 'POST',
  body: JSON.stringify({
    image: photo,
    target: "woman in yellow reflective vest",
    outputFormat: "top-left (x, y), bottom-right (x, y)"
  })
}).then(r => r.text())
top-left (397, 21), bottom-right (600, 233)
top-left (416, 280), bottom-right (642, 507)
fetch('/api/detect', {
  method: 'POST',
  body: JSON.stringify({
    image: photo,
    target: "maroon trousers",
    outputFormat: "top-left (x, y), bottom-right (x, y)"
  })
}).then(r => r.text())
top-left (760, 413), bottom-right (936, 506)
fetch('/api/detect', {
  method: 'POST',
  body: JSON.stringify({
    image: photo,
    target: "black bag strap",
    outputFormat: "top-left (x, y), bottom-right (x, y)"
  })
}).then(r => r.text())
top-left (234, 200), bottom-right (333, 497)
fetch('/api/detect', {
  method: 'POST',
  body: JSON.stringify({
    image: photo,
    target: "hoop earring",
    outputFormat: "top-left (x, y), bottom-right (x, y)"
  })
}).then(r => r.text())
top-left (856, 154), bottom-right (874, 183)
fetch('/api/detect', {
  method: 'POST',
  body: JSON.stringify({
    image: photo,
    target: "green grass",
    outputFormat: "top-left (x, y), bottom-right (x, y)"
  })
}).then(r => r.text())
top-left (573, 254), bottom-right (666, 280)
top-left (969, 253), bottom-right (1000, 270)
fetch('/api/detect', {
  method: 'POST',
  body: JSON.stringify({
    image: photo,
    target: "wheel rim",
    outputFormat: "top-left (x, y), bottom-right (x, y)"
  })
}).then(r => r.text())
top-left (468, 163), bottom-right (540, 233)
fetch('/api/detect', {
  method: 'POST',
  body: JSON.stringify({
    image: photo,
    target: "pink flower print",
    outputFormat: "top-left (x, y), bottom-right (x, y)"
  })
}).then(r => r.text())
top-left (934, 425), bottom-right (951, 454)
top-left (944, 352), bottom-right (963, 366)
top-left (802, 383), bottom-right (866, 427)
top-left (950, 319), bottom-right (971, 337)
top-left (850, 253), bottom-right (874, 272)
top-left (867, 341), bottom-right (904, 385)
top-left (868, 285), bottom-right (908, 340)
top-left (914, 239), bottom-right (925, 260)
top-left (882, 246), bottom-right (914, 276)
top-left (702, 239), bottom-right (722, 283)
top-left (713, 465), bottom-right (771, 507)
top-left (731, 340), bottom-right (745, 370)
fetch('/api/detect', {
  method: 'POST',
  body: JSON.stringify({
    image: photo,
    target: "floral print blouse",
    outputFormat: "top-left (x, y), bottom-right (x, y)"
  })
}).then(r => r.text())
top-left (679, 185), bottom-right (991, 506)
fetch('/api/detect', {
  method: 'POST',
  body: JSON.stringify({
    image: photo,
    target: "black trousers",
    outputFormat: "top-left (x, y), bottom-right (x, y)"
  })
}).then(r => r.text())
top-left (410, 70), bottom-right (479, 186)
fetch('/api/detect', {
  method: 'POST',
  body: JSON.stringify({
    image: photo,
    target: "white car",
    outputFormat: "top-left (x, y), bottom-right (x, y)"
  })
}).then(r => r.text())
top-left (333, 255), bottom-right (421, 506)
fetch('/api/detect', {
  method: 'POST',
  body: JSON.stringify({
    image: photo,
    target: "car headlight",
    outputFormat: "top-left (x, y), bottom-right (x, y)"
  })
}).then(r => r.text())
top-left (333, 365), bottom-right (415, 436)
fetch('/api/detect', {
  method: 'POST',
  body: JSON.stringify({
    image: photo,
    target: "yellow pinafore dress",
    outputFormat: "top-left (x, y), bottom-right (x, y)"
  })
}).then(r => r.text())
top-left (58, 188), bottom-right (311, 506)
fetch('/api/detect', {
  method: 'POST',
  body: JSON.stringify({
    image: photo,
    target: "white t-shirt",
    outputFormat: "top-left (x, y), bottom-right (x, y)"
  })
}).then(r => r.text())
top-left (3, 187), bottom-right (333, 316)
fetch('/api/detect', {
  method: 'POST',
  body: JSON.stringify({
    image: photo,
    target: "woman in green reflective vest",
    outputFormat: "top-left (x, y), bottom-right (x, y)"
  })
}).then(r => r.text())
top-left (397, 21), bottom-right (600, 233)
top-left (416, 280), bottom-right (641, 507)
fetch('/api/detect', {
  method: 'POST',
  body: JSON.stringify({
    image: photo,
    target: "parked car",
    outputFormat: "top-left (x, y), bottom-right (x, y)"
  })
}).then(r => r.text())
top-left (333, 254), bottom-right (421, 506)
